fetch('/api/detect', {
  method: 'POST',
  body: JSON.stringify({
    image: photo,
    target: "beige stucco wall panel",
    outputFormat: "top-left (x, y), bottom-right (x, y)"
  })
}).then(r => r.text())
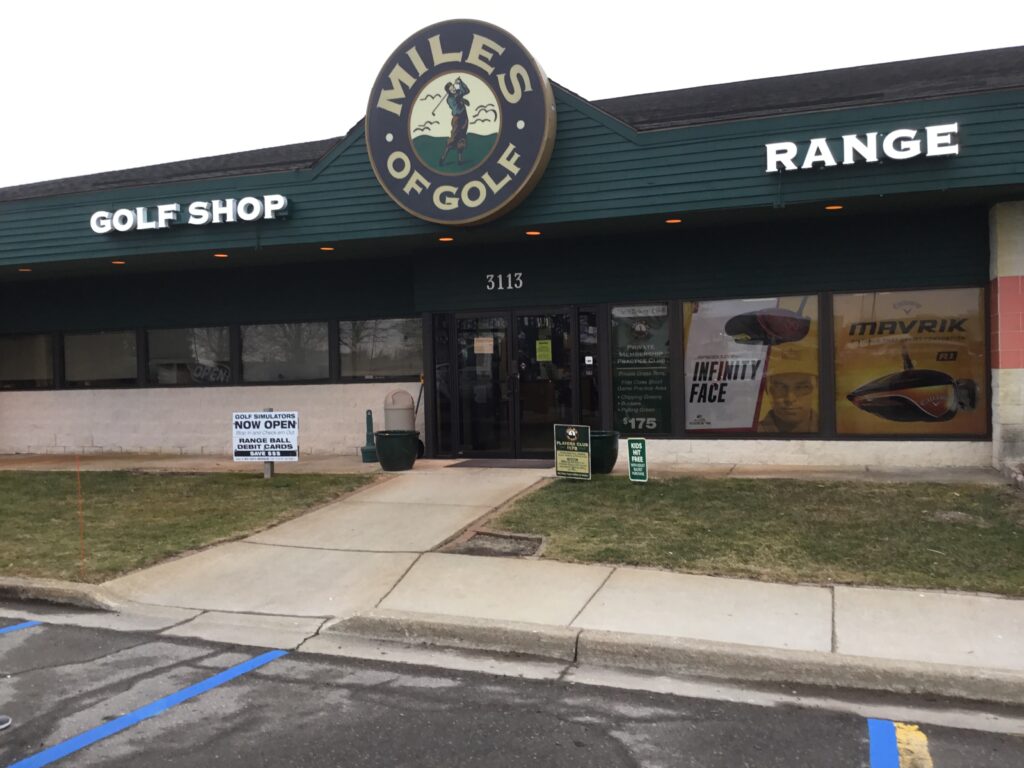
top-left (0, 383), bottom-right (422, 456)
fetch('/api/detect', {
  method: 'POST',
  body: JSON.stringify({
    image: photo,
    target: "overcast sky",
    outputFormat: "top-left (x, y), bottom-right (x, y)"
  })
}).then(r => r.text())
top-left (1, 1), bottom-right (1019, 188)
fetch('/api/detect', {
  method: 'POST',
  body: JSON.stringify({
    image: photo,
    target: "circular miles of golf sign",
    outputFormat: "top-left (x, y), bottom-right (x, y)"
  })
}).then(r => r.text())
top-left (365, 19), bottom-right (557, 226)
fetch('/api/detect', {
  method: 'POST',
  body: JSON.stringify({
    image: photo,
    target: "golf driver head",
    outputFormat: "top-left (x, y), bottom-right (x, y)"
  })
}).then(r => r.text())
top-left (724, 309), bottom-right (810, 346)
top-left (846, 368), bottom-right (977, 422)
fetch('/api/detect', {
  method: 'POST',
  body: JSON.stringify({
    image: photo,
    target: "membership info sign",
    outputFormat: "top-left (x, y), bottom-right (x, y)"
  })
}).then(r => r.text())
top-left (554, 424), bottom-right (591, 480)
top-left (232, 411), bottom-right (299, 462)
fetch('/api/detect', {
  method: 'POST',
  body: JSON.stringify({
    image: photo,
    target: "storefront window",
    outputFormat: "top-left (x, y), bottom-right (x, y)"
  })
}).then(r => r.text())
top-left (611, 303), bottom-right (671, 435)
top-left (64, 331), bottom-right (138, 388)
top-left (147, 327), bottom-right (231, 386)
top-left (339, 318), bottom-right (422, 380)
top-left (0, 334), bottom-right (53, 389)
top-left (241, 323), bottom-right (329, 383)
top-left (833, 288), bottom-right (987, 436)
top-left (684, 295), bottom-right (820, 434)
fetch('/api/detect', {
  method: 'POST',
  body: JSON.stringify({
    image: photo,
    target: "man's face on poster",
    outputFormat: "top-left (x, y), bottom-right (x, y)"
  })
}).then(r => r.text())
top-left (768, 372), bottom-right (816, 428)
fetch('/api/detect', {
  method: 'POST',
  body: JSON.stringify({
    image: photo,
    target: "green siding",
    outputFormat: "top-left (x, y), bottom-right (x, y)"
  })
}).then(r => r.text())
top-left (1, 86), bottom-right (1022, 269)
top-left (0, 209), bottom-right (987, 335)
top-left (0, 258), bottom-right (416, 334)
top-left (413, 210), bottom-right (989, 312)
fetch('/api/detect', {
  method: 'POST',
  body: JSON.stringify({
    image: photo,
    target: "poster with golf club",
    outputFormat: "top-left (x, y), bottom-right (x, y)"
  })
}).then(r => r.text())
top-left (833, 288), bottom-right (986, 435)
top-left (684, 296), bottom-right (819, 432)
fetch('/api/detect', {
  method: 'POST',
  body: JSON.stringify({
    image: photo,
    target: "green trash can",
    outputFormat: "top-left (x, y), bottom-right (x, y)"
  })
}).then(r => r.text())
top-left (590, 430), bottom-right (620, 474)
top-left (374, 430), bottom-right (420, 471)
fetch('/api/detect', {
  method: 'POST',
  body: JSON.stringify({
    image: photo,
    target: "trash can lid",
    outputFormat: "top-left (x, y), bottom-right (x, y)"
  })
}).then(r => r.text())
top-left (384, 389), bottom-right (415, 408)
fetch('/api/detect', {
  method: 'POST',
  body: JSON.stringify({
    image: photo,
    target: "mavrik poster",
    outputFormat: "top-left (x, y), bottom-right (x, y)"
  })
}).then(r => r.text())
top-left (833, 288), bottom-right (987, 436)
top-left (684, 296), bottom-right (819, 433)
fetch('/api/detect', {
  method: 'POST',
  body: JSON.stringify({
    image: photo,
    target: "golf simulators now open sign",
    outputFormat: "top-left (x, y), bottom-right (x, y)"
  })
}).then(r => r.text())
top-left (554, 424), bottom-right (590, 480)
top-left (232, 411), bottom-right (299, 461)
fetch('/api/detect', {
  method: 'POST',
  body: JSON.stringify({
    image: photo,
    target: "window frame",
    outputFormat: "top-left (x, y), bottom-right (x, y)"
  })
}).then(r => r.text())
top-left (0, 331), bottom-right (58, 391)
top-left (238, 320), bottom-right (333, 386)
top-left (144, 325), bottom-right (235, 388)
top-left (337, 317), bottom-right (424, 384)
top-left (61, 328), bottom-right (143, 390)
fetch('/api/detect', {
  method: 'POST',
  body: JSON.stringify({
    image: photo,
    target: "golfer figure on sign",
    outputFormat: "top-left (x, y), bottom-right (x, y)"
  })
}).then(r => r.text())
top-left (438, 77), bottom-right (470, 166)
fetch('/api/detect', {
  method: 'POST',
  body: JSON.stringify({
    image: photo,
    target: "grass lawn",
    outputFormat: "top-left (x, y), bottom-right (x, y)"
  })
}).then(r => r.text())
top-left (488, 476), bottom-right (1024, 596)
top-left (0, 471), bottom-right (373, 583)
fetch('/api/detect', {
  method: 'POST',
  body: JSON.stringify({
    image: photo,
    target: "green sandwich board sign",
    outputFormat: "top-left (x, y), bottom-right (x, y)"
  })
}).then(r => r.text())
top-left (554, 424), bottom-right (591, 480)
top-left (627, 437), bottom-right (648, 482)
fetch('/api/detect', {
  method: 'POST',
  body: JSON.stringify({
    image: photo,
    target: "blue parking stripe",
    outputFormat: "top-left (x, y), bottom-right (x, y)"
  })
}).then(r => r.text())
top-left (867, 718), bottom-right (899, 768)
top-left (9, 649), bottom-right (287, 768)
top-left (0, 620), bottom-right (42, 635)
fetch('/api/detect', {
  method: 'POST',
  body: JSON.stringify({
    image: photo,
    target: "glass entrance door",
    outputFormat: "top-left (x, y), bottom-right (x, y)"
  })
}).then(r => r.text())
top-left (440, 307), bottom-right (597, 458)
top-left (455, 315), bottom-right (512, 454)
top-left (514, 312), bottom-right (573, 455)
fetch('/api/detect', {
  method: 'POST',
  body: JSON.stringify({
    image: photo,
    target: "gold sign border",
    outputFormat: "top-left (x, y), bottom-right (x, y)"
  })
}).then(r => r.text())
top-left (365, 18), bottom-right (557, 227)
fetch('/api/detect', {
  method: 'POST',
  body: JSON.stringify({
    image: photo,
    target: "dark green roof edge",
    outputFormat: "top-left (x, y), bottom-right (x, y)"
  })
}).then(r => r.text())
top-left (2, 84), bottom-right (1024, 268)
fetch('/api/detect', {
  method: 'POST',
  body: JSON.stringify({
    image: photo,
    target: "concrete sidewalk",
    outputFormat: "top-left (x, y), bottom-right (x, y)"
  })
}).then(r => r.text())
top-left (4, 457), bottom-right (1022, 704)
top-left (102, 465), bottom-right (550, 616)
top-left (0, 450), bottom-right (1007, 485)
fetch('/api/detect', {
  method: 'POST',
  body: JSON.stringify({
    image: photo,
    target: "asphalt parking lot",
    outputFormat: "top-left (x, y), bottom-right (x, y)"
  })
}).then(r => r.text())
top-left (2, 613), bottom-right (1024, 767)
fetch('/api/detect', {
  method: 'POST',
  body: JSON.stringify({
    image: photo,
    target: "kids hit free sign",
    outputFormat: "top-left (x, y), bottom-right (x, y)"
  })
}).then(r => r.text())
top-left (365, 19), bottom-right (556, 226)
top-left (232, 412), bottom-right (299, 461)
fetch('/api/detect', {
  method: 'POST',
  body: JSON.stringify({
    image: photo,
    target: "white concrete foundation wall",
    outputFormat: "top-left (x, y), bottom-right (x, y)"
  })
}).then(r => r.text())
top-left (626, 438), bottom-right (993, 468)
top-left (0, 383), bottom-right (423, 455)
top-left (0, 386), bottom-right (994, 466)
top-left (990, 200), bottom-right (1024, 278)
top-left (991, 368), bottom-right (1024, 466)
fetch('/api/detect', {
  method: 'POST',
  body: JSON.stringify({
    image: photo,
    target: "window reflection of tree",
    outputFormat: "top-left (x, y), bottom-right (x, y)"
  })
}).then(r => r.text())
top-left (249, 324), bottom-right (326, 362)
top-left (340, 319), bottom-right (421, 377)
top-left (243, 323), bottom-right (328, 380)
top-left (115, 333), bottom-right (136, 368)
top-left (189, 327), bottom-right (230, 365)
top-left (182, 327), bottom-right (231, 385)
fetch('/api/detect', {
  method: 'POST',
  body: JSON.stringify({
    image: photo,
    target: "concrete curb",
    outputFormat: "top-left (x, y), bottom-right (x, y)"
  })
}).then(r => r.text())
top-left (323, 609), bottom-right (1024, 707)
top-left (324, 609), bottom-right (580, 662)
top-left (577, 630), bottom-right (1024, 707)
top-left (0, 576), bottom-right (121, 612)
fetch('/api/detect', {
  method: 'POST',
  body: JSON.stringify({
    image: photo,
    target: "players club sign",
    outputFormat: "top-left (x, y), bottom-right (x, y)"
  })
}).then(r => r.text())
top-left (365, 19), bottom-right (557, 226)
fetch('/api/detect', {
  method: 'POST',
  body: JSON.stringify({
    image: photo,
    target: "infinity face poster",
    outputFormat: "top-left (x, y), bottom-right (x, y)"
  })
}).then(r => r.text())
top-left (833, 288), bottom-right (987, 436)
top-left (684, 296), bottom-right (819, 433)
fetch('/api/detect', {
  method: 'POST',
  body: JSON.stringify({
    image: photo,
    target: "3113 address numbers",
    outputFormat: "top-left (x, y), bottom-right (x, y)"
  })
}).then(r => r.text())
top-left (485, 273), bottom-right (524, 291)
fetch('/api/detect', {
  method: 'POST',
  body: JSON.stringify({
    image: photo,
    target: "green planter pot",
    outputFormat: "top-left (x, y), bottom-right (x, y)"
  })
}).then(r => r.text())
top-left (590, 430), bottom-right (620, 474)
top-left (374, 430), bottom-right (420, 471)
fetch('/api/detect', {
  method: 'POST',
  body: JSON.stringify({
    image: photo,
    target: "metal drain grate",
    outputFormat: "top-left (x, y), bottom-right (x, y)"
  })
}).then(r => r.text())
top-left (446, 531), bottom-right (542, 558)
